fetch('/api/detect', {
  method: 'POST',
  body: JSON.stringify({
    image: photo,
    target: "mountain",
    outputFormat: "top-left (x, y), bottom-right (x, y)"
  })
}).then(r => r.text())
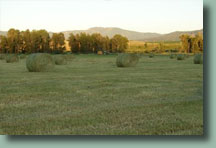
top-left (61, 27), bottom-right (162, 40)
top-left (145, 29), bottom-right (203, 42)
top-left (0, 27), bottom-right (203, 41)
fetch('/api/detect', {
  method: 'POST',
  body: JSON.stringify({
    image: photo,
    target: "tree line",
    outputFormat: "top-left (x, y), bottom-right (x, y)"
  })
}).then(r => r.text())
top-left (179, 33), bottom-right (203, 53)
top-left (0, 28), bottom-right (129, 54)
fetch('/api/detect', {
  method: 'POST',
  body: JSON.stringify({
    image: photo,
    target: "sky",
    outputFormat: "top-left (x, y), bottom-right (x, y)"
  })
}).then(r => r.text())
top-left (0, 0), bottom-right (203, 34)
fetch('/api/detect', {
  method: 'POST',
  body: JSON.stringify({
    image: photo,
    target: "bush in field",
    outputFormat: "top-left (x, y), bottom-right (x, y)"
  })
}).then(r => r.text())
top-left (0, 54), bottom-right (5, 60)
top-left (5, 54), bottom-right (19, 63)
top-left (116, 53), bottom-right (139, 67)
top-left (170, 54), bottom-right (176, 59)
top-left (149, 53), bottom-right (154, 58)
top-left (194, 54), bottom-right (203, 64)
top-left (54, 55), bottom-right (67, 65)
top-left (177, 54), bottom-right (185, 60)
top-left (26, 53), bottom-right (54, 72)
top-left (19, 54), bottom-right (26, 59)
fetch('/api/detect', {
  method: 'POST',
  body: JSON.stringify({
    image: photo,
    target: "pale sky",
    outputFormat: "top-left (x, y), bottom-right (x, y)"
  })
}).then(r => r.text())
top-left (0, 0), bottom-right (203, 34)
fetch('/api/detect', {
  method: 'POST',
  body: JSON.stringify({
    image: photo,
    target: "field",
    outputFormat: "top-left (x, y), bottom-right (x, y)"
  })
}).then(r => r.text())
top-left (127, 40), bottom-right (182, 53)
top-left (0, 54), bottom-right (203, 135)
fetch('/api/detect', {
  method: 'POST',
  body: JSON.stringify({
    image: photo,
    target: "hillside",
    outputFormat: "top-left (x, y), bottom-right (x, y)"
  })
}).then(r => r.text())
top-left (62, 27), bottom-right (161, 41)
top-left (0, 27), bottom-right (203, 41)
top-left (145, 29), bottom-right (203, 42)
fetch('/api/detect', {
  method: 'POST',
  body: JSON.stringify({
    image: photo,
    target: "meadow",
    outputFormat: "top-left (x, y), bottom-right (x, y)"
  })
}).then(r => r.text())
top-left (127, 40), bottom-right (182, 53)
top-left (0, 54), bottom-right (203, 135)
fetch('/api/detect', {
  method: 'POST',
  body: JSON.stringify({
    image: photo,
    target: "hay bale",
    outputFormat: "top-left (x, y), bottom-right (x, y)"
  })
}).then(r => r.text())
top-left (116, 53), bottom-right (139, 67)
top-left (54, 55), bottom-right (67, 65)
top-left (149, 53), bottom-right (154, 58)
top-left (194, 54), bottom-right (203, 64)
top-left (26, 53), bottom-right (54, 72)
top-left (97, 51), bottom-right (103, 55)
top-left (0, 54), bottom-right (5, 60)
top-left (177, 54), bottom-right (185, 60)
top-left (63, 54), bottom-right (75, 61)
top-left (19, 54), bottom-right (26, 59)
top-left (5, 54), bottom-right (19, 63)
top-left (169, 54), bottom-right (176, 59)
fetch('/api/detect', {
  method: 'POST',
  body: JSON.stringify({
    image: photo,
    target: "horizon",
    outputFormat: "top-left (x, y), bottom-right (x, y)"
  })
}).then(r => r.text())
top-left (0, 0), bottom-right (203, 34)
top-left (0, 26), bottom-right (203, 35)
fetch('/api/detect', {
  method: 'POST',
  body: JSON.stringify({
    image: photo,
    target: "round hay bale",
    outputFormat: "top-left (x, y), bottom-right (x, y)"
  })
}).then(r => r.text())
top-left (54, 55), bottom-right (67, 65)
top-left (177, 54), bottom-right (185, 60)
top-left (19, 54), bottom-right (26, 59)
top-left (5, 54), bottom-right (19, 63)
top-left (97, 51), bottom-right (103, 55)
top-left (116, 53), bottom-right (139, 67)
top-left (0, 54), bottom-right (5, 60)
top-left (149, 53), bottom-right (154, 58)
top-left (26, 53), bottom-right (55, 72)
top-left (194, 54), bottom-right (203, 64)
top-left (63, 54), bottom-right (75, 61)
top-left (169, 54), bottom-right (176, 59)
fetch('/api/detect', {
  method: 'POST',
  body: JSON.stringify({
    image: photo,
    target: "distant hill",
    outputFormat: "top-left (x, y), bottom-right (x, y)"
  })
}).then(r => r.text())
top-left (61, 27), bottom-right (162, 40)
top-left (145, 29), bottom-right (203, 42)
top-left (0, 27), bottom-right (203, 41)
top-left (0, 31), bottom-right (7, 36)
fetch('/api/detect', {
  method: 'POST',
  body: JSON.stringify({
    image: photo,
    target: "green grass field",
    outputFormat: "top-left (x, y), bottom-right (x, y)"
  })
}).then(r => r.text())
top-left (0, 54), bottom-right (203, 135)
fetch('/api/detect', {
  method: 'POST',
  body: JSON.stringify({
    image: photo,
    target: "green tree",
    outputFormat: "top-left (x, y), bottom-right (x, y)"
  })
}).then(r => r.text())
top-left (91, 33), bottom-right (104, 53)
top-left (179, 34), bottom-right (190, 53)
top-left (0, 35), bottom-right (8, 53)
top-left (111, 34), bottom-right (128, 53)
top-left (20, 29), bottom-right (31, 53)
top-left (31, 30), bottom-right (41, 53)
top-left (68, 33), bottom-right (80, 53)
top-left (7, 28), bottom-right (21, 53)
top-left (51, 33), bottom-right (65, 53)
top-left (38, 30), bottom-right (50, 53)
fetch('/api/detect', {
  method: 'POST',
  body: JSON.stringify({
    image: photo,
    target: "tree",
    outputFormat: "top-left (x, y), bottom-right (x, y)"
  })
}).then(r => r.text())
top-left (31, 30), bottom-right (41, 53)
top-left (20, 29), bottom-right (31, 53)
top-left (0, 35), bottom-right (8, 53)
top-left (110, 34), bottom-right (128, 53)
top-left (180, 33), bottom-right (203, 53)
top-left (91, 33), bottom-right (104, 53)
top-left (179, 34), bottom-right (190, 53)
top-left (7, 28), bottom-right (21, 53)
top-left (68, 33), bottom-right (80, 53)
top-left (51, 33), bottom-right (65, 53)
top-left (38, 30), bottom-right (50, 53)
top-left (79, 33), bottom-right (90, 53)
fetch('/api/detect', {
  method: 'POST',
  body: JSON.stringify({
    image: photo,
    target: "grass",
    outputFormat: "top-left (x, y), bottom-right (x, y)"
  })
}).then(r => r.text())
top-left (127, 40), bottom-right (182, 53)
top-left (0, 54), bottom-right (203, 135)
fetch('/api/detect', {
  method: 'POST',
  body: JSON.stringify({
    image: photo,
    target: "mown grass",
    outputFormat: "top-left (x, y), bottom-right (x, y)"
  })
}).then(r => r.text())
top-left (0, 54), bottom-right (203, 135)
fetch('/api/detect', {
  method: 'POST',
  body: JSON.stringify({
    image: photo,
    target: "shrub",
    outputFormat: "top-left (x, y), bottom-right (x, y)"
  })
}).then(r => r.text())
top-left (116, 53), bottom-right (139, 67)
top-left (54, 55), bottom-right (67, 65)
top-left (26, 53), bottom-right (55, 72)
top-left (177, 54), bottom-right (185, 60)
top-left (194, 54), bottom-right (203, 64)
top-left (0, 54), bottom-right (5, 60)
top-left (5, 54), bottom-right (19, 63)
top-left (170, 54), bottom-right (176, 59)
top-left (149, 53), bottom-right (154, 58)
